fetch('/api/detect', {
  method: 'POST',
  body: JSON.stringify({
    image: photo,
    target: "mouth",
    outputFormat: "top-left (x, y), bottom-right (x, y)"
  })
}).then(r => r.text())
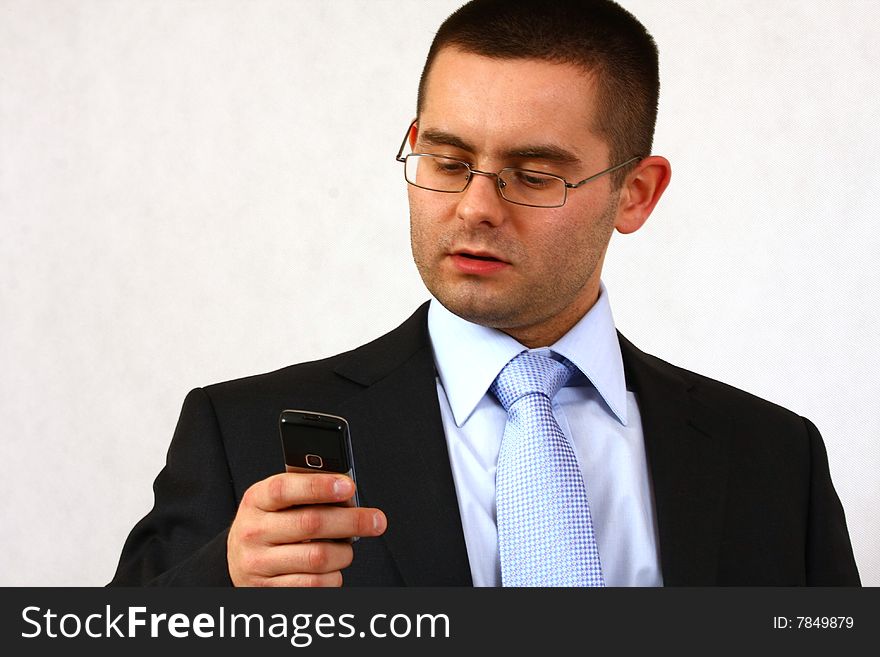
top-left (452, 249), bottom-right (509, 264)
top-left (448, 249), bottom-right (511, 275)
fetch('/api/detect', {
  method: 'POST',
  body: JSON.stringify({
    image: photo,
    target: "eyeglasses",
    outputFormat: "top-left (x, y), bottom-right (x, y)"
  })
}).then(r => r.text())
top-left (395, 121), bottom-right (642, 208)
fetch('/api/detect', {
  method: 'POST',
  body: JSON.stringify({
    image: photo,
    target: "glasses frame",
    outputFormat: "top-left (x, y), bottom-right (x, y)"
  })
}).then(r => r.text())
top-left (395, 120), bottom-right (643, 208)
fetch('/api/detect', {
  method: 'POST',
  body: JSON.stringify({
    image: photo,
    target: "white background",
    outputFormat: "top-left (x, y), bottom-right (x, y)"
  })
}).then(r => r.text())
top-left (1, 0), bottom-right (877, 586)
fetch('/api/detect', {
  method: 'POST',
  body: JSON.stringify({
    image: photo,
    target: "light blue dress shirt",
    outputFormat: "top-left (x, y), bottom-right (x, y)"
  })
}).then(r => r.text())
top-left (427, 283), bottom-right (663, 587)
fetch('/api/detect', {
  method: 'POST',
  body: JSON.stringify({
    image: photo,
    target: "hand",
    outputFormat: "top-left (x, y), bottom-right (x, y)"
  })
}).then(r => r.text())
top-left (227, 472), bottom-right (386, 586)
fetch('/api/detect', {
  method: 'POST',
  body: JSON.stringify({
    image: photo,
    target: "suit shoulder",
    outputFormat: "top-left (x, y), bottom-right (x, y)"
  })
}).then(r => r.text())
top-left (199, 302), bottom-right (432, 404)
top-left (678, 358), bottom-right (798, 415)
top-left (202, 351), bottom-right (353, 398)
top-left (622, 335), bottom-right (809, 427)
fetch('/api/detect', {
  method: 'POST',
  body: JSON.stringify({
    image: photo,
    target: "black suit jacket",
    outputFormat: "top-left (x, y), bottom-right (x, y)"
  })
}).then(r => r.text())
top-left (110, 303), bottom-right (860, 586)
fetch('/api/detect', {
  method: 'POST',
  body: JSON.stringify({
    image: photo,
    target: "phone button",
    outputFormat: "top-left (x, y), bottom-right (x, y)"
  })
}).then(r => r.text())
top-left (305, 454), bottom-right (324, 469)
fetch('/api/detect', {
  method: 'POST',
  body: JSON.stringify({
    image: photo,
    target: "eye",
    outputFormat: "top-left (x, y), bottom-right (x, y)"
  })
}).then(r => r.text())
top-left (431, 157), bottom-right (469, 176)
top-left (510, 169), bottom-right (555, 189)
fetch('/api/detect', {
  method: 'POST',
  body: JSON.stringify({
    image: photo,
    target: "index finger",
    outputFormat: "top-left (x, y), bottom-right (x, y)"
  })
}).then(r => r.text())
top-left (245, 472), bottom-right (355, 512)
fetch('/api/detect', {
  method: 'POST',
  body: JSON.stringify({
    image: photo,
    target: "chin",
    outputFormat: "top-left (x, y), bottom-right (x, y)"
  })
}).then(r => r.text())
top-left (434, 291), bottom-right (524, 329)
top-left (421, 269), bottom-right (531, 326)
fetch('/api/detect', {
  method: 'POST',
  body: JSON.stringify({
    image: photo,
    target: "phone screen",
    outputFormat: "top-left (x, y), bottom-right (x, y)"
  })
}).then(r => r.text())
top-left (280, 418), bottom-right (351, 473)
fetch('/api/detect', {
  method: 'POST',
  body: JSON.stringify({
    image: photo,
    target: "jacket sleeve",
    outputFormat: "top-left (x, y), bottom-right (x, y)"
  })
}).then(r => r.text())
top-left (804, 417), bottom-right (861, 585)
top-left (108, 387), bottom-right (238, 586)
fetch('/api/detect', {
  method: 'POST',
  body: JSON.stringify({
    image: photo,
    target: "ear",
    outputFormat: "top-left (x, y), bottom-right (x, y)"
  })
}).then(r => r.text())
top-left (614, 155), bottom-right (672, 234)
top-left (408, 121), bottom-right (419, 150)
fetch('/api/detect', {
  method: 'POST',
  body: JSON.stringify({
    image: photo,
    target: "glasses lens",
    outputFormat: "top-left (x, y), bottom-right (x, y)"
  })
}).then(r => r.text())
top-left (405, 155), bottom-right (470, 192)
top-left (498, 169), bottom-right (565, 207)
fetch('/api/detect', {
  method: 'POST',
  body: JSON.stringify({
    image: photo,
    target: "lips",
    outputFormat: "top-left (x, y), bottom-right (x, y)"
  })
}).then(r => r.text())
top-left (448, 249), bottom-right (510, 275)
top-left (452, 249), bottom-right (509, 264)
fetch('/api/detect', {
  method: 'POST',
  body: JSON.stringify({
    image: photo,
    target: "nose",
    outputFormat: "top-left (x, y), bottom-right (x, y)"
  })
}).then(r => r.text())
top-left (456, 170), bottom-right (507, 228)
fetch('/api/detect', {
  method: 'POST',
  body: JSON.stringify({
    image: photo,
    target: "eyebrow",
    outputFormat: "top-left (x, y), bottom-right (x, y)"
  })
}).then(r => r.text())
top-left (417, 128), bottom-right (582, 166)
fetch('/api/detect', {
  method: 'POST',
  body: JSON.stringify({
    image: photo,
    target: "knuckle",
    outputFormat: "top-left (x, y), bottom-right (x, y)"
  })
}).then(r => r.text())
top-left (267, 475), bottom-right (286, 507)
top-left (239, 523), bottom-right (261, 544)
top-left (357, 510), bottom-right (376, 535)
top-left (308, 475), bottom-right (325, 500)
top-left (240, 483), bottom-right (259, 508)
top-left (312, 572), bottom-right (341, 588)
top-left (306, 544), bottom-right (329, 571)
top-left (235, 512), bottom-right (268, 545)
top-left (298, 508), bottom-right (323, 536)
top-left (290, 571), bottom-right (342, 588)
top-left (298, 573), bottom-right (323, 588)
top-left (313, 473), bottom-right (339, 502)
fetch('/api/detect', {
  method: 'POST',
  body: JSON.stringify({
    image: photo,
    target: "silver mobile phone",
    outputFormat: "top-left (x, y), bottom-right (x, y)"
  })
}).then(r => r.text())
top-left (278, 409), bottom-right (360, 509)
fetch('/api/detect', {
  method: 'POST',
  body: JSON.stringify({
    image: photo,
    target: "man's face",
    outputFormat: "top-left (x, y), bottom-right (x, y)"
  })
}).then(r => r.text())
top-left (409, 47), bottom-right (623, 346)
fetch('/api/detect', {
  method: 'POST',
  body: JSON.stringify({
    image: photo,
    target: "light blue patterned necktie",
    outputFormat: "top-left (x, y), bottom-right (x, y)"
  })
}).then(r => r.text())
top-left (491, 351), bottom-right (605, 587)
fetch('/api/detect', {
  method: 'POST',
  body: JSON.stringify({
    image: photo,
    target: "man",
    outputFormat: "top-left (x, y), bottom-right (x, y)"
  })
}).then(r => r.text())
top-left (110, 0), bottom-right (860, 586)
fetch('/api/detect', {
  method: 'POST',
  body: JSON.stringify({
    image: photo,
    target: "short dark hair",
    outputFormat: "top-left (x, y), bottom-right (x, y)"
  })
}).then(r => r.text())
top-left (417, 0), bottom-right (659, 186)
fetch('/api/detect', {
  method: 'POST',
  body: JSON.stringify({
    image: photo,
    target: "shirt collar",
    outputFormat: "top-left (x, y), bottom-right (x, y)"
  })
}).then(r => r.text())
top-left (427, 282), bottom-right (629, 428)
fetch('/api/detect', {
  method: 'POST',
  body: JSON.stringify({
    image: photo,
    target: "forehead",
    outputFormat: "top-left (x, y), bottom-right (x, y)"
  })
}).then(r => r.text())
top-left (419, 47), bottom-right (605, 159)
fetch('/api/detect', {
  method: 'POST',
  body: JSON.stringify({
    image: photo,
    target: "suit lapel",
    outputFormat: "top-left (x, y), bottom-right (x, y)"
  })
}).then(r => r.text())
top-left (334, 304), bottom-right (473, 585)
top-left (619, 333), bottom-right (730, 585)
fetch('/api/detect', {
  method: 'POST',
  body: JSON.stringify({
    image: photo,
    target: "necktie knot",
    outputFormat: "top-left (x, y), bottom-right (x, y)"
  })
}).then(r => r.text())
top-left (491, 351), bottom-right (576, 412)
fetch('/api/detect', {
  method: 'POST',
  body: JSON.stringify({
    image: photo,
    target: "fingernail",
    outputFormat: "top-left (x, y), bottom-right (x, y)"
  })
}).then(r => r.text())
top-left (333, 478), bottom-right (353, 497)
top-left (373, 511), bottom-right (386, 533)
